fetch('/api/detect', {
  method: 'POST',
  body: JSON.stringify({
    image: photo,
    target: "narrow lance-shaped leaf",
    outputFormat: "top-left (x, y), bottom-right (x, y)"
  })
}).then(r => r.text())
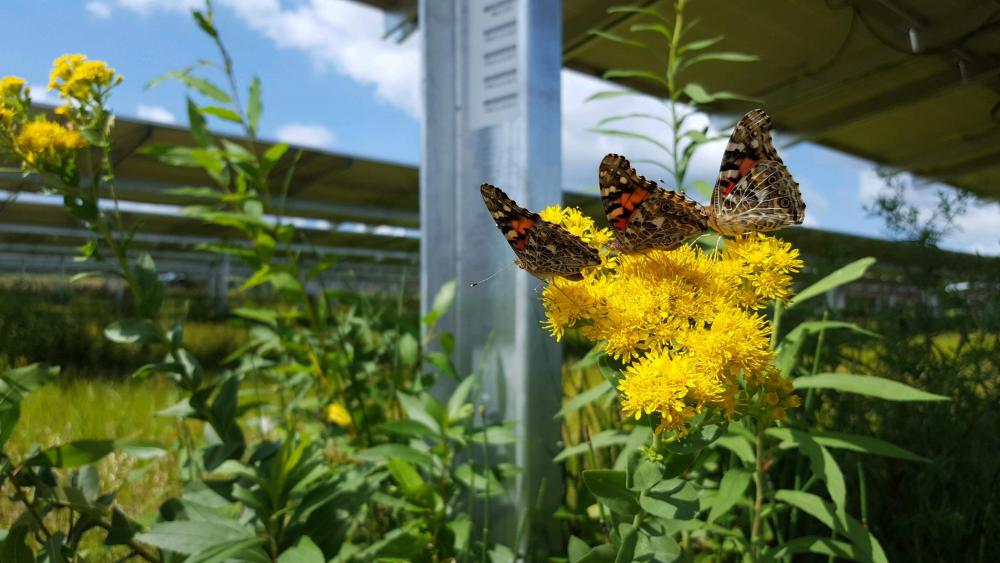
top-left (555, 380), bottom-right (613, 419)
top-left (588, 29), bottom-right (647, 48)
top-left (788, 257), bottom-right (876, 309)
top-left (794, 373), bottom-right (950, 402)
top-left (707, 468), bottom-right (752, 522)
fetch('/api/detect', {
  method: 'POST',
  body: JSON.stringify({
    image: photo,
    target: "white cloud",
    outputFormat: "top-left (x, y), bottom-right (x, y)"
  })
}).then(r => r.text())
top-left (85, 0), bottom-right (418, 116)
top-left (276, 122), bottom-right (335, 149)
top-left (858, 169), bottom-right (1000, 255)
top-left (561, 69), bottom-right (725, 201)
top-left (218, 0), bottom-right (420, 117)
top-left (135, 104), bottom-right (177, 124)
top-left (86, 1), bottom-right (112, 19)
top-left (28, 84), bottom-right (60, 106)
top-left (116, 0), bottom-right (201, 14)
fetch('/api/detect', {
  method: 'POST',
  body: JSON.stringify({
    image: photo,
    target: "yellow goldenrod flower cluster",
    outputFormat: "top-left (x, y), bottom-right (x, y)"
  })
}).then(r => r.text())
top-left (0, 76), bottom-right (28, 124)
top-left (15, 119), bottom-right (87, 166)
top-left (0, 54), bottom-right (121, 171)
top-left (48, 54), bottom-right (122, 104)
top-left (540, 209), bottom-right (803, 434)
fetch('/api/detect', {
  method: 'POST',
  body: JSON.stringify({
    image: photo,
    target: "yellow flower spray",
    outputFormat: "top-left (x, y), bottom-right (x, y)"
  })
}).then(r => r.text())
top-left (539, 207), bottom-right (802, 434)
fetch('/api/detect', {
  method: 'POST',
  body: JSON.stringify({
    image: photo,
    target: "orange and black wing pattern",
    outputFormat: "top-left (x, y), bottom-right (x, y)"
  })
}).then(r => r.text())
top-left (480, 183), bottom-right (600, 280)
top-left (599, 153), bottom-right (707, 253)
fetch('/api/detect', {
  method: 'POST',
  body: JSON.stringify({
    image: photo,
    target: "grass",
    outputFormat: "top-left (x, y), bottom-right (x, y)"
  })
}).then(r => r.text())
top-left (1, 377), bottom-right (183, 557)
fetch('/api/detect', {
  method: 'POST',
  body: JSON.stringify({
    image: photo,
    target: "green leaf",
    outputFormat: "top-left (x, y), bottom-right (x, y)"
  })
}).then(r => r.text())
top-left (468, 424), bottom-right (518, 445)
top-left (584, 89), bottom-right (649, 102)
top-left (397, 392), bottom-right (441, 433)
top-left (104, 319), bottom-right (161, 344)
top-left (187, 97), bottom-right (212, 147)
top-left (568, 535), bottom-right (591, 562)
top-left (629, 23), bottom-right (674, 42)
top-left (277, 536), bottom-right (324, 563)
top-left (615, 523), bottom-right (638, 563)
top-left (356, 444), bottom-right (433, 469)
top-left (639, 479), bottom-right (699, 520)
top-left (398, 333), bottom-right (419, 368)
top-left (602, 69), bottom-right (669, 89)
top-left (577, 544), bottom-right (617, 563)
top-left (186, 538), bottom-right (269, 563)
top-left (555, 380), bottom-right (613, 419)
top-left (714, 431), bottom-right (755, 464)
top-left (708, 468), bottom-right (751, 522)
top-left (105, 508), bottom-right (142, 546)
top-left (200, 105), bottom-right (243, 123)
top-left (232, 307), bottom-right (278, 326)
top-left (768, 428), bottom-right (927, 462)
top-left (682, 83), bottom-right (715, 104)
top-left (422, 279), bottom-right (456, 325)
top-left (167, 186), bottom-right (225, 200)
top-left (794, 373), bottom-right (950, 402)
top-left (607, 5), bottom-right (671, 24)
top-left (447, 375), bottom-right (476, 420)
top-left (776, 320), bottom-right (878, 376)
top-left (378, 419), bottom-right (436, 439)
top-left (555, 430), bottom-right (628, 462)
top-left (137, 520), bottom-right (253, 556)
top-left (679, 35), bottom-right (724, 53)
top-left (192, 10), bottom-right (217, 37)
top-left (0, 364), bottom-right (58, 448)
top-left (247, 76), bottom-right (262, 134)
top-left (588, 29), bottom-right (647, 48)
top-left (679, 51), bottom-right (759, 72)
top-left (774, 490), bottom-right (888, 563)
top-left (135, 253), bottom-right (164, 318)
top-left (763, 536), bottom-right (858, 561)
top-left (788, 257), bottom-right (876, 309)
top-left (116, 439), bottom-right (168, 459)
top-left (27, 440), bottom-right (115, 468)
top-left (386, 458), bottom-right (431, 501)
top-left (582, 469), bottom-right (640, 516)
top-left (262, 143), bottom-right (289, 174)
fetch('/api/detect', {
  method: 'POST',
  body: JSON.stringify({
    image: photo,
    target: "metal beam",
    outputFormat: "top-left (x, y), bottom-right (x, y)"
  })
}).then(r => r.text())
top-left (0, 173), bottom-right (421, 227)
top-left (0, 223), bottom-right (419, 263)
top-left (420, 0), bottom-right (563, 556)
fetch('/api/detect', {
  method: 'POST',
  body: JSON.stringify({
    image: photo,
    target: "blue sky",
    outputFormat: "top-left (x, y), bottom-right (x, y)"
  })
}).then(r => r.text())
top-left (1, 0), bottom-right (996, 255)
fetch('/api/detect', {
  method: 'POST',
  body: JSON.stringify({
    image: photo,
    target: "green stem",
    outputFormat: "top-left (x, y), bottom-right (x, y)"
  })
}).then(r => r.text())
top-left (666, 0), bottom-right (686, 190)
top-left (584, 425), bottom-right (611, 543)
top-left (750, 422), bottom-right (766, 562)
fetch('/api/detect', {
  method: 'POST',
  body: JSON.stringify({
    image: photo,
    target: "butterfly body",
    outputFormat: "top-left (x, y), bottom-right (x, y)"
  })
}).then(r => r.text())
top-left (480, 183), bottom-right (600, 281)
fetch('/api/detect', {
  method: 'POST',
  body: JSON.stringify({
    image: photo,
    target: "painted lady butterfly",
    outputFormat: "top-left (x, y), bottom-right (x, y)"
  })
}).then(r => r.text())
top-left (707, 109), bottom-right (805, 236)
top-left (480, 183), bottom-right (600, 281)
top-left (599, 109), bottom-right (805, 250)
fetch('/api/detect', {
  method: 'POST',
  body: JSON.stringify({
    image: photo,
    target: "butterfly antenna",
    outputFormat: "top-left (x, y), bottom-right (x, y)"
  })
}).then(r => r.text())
top-left (469, 262), bottom-right (515, 287)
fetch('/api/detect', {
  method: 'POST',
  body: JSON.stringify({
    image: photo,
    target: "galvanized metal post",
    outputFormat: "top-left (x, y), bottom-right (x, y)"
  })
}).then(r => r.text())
top-left (420, 0), bottom-right (563, 556)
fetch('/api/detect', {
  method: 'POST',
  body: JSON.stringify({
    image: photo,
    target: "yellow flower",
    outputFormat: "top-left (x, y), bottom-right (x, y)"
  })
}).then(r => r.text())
top-left (48, 54), bottom-right (121, 102)
top-left (16, 119), bottom-right (87, 166)
top-left (325, 402), bottom-right (352, 427)
top-left (1, 76), bottom-right (27, 99)
top-left (540, 209), bottom-right (804, 433)
top-left (0, 106), bottom-right (13, 123)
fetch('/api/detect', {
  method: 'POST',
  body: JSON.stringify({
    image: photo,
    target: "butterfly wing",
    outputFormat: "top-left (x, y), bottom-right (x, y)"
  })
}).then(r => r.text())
top-left (480, 183), bottom-right (600, 280)
top-left (709, 109), bottom-right (805, 235)
top-left (707, 161), bottom-right (805, 236)
top-left (599, 153), bottom-right (707, 252)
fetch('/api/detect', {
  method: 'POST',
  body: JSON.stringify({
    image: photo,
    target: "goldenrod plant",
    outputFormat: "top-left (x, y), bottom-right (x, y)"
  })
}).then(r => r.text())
top-left (544, 203), bottom-right (949, 561)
